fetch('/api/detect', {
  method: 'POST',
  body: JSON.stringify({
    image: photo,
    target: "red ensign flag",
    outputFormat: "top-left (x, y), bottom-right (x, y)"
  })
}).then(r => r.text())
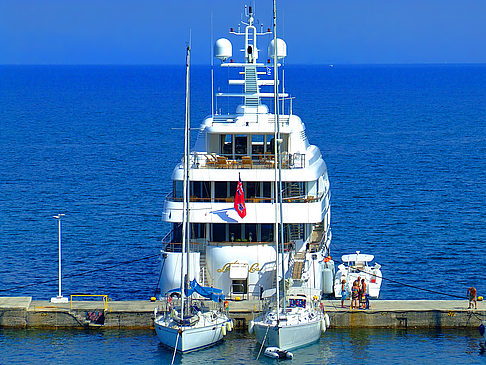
top-left (234, 176), bottom-right (246, 218)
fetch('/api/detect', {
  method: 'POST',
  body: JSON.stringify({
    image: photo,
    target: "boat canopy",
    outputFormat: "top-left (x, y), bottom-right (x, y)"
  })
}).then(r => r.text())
top-left (168, 279), bottom-right (225, 303)
top-left (341, 253), bottom-right (374, 263)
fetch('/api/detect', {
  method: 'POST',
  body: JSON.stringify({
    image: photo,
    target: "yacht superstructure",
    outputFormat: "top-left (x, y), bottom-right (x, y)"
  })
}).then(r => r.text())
top-left (158, 5), bottom-right (335, 301)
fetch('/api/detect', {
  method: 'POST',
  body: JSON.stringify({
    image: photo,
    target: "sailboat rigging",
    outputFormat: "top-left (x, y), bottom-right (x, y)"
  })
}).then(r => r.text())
top-left (154, 45), bottom-right (231, 354)
top-left (250, 0), bottom-right (330, 351)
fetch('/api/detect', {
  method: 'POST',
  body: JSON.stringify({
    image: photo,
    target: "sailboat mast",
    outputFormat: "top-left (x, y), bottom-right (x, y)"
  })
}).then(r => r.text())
top-left (272, 0), bottom-right (285, 319)
top-left (181, 45), bottom-right (191, 318)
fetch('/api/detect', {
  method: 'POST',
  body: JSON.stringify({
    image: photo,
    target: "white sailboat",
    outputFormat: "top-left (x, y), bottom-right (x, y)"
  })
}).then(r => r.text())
top-left (154, 45), bottom-right (231, 354)
top-left (249, 1), bottom-right (329, 352)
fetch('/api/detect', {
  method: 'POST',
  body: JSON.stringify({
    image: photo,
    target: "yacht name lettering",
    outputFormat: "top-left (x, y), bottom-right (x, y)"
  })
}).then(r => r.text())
top-left (216, 262), bottom-right (261, 273)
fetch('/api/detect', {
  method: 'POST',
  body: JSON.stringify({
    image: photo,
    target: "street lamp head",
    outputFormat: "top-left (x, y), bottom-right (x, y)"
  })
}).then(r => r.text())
top-left (53, 214), bottom-right (65, 219)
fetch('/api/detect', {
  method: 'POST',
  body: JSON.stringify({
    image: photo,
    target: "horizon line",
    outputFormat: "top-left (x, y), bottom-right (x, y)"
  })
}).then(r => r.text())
top-left (2, 62), bottom-right (486, 67)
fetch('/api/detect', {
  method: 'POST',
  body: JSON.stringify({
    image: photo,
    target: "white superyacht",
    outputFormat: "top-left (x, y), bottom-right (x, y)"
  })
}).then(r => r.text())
top-left (157, 5), bottom-right (335, 309)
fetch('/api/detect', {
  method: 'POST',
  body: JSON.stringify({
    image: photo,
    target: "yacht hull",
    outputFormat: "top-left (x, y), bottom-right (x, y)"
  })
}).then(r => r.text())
top-left (154, 313), bottom-right (227, 353)
top-left (253, 318), bottom-right (322, 351)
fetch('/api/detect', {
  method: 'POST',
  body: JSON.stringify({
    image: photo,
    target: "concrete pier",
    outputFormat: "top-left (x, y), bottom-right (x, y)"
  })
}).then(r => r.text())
top-left (0, 297), bottom-right (484, 330)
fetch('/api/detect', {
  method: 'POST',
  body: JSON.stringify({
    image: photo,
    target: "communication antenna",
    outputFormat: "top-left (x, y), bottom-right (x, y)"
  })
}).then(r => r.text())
top-left (210, 12), bottom-right (214, 119)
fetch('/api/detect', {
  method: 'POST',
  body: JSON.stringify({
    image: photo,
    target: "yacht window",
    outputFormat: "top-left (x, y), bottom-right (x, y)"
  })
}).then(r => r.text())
top-left (246, 224), bottom-right (257, 242)
top-left (262, 182), bottom-right (271, 202)
top-left (251, 135), bottom-right (264, 155)
top-left (229, 181), bottom-right (238, 198)
top-left (280, 134), bottom-right (289, 153)
top-left (221, 134), bottom-right (233, 157)
top-left (191, 181), bottom-right (211, 200)
top-left (212, 224), bottom-right (226, 242)
top-left (174, 180), bottom-right (183, 199)
top-left (265, 134), bottom-right (274, 154)
top-left (260, 224), bottom-right (274, 242)
top-left (229, 224), bottom-right (241, 242)
top-left (283, 223), bottom-right (305, 242)
top-left (172, 223), bottom-right (182, 243)
top-left (232, 279), bottom-right (247, 294)
top-left (214, 181), bottom-right (228, 200)
top-left (190, 223), bottom-right (206, 239)
top-left (235, 135), bottom-right (248, 157)
top-left (283, 182), bottom-right (305, 200)
top-left (246, 182), bottom-right (260, 201)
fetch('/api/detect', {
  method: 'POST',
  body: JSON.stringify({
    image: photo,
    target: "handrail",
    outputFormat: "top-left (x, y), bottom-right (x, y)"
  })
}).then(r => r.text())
top-left (167, 194), bottom-right (322, 203)
top-left (190, 151), bottom-right (306, 169)
top-left (70, 294), bottom-right (110, 312)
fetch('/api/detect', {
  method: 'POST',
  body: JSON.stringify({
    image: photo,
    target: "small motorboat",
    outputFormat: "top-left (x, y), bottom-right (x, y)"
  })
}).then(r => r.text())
top-left (334, 251), bottom-right (382, 299)
top-left (264, 347), bottom-right (293, 360)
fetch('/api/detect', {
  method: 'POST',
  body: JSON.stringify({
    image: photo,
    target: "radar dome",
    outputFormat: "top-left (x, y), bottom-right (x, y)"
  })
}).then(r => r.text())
top-left (268, 38), bottom-right (287, 60)
top-left (214, 38), bottom-right (232, 61)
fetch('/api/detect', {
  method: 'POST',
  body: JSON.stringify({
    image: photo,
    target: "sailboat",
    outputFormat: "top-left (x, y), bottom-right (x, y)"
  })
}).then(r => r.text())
top-left (249, 0), bottom-right (329, 352)
top-left (154, 45), bottom-right (231, 354)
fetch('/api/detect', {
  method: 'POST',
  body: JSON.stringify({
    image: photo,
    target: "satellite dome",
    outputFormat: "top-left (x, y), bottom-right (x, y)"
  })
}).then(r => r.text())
top-left (214, 38), bottom-right (232, 61)
top-left (268, 38), bottom-right (287, 60)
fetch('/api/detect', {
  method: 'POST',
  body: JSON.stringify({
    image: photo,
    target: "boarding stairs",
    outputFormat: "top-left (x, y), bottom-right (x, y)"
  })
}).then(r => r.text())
top-left (291, 251), bottom-right (306, 280)
top-left (244, 66), bottom-right (260, 123)
top-left (199, 252), bottom-right (212, 287)
top-left (70, 311), bottom-right (105, 328)
top-left (286, 183), bottom-right (304, 203)
top-left (289, 224), bottom-right (303, 241)
top-left (309, 222), bottom-right (325, 252)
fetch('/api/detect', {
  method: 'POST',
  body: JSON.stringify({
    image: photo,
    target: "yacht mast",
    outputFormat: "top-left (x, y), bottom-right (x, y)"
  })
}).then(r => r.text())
top-left (181, 45), bottom-right (191, 318)
top-left (272, 0), bottom-right (286, 319)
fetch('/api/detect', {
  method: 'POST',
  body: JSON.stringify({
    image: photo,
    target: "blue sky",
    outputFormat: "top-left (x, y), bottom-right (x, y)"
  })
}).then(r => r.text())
top-left (1, 0), bottom-right (485, 65)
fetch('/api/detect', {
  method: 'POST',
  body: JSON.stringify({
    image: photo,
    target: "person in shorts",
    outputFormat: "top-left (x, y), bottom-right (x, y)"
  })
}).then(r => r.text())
top-left (340, 279), bottom-right (348, 308)
top-left (467, 287), bottom-right (477, 309)
top-left (351, 280), bottom-right (359, 309)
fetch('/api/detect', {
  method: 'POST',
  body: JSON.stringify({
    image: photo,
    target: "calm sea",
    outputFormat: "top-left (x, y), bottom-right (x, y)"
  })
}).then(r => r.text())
top-left (1, 65), bottom-right (485, 362)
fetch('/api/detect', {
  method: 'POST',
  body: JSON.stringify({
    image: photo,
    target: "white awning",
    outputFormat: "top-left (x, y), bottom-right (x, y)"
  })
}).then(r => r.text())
top-left (341, 253), bottom-right (374, 263)
top-left (230, 263), bottom-right (249, 279)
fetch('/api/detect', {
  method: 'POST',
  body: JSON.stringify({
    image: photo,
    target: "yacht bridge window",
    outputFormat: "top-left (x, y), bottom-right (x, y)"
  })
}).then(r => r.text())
top-left (216, 133), bottom-right (287, 160)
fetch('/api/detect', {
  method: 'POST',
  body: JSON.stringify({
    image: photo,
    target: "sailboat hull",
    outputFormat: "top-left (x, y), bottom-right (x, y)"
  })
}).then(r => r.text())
top-left (154, 313), bottom-right (227, 353)
top-left (253, 318), bottom-right (322, 351)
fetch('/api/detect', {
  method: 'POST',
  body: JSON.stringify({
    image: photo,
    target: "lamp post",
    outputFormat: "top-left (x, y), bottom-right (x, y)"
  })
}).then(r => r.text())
top-left (51, 213), bottom-right (68, 303)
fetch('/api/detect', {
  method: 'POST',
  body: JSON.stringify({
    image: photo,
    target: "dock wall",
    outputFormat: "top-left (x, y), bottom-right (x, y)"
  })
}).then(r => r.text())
top-left (0, 298), bottom-right (484, 330)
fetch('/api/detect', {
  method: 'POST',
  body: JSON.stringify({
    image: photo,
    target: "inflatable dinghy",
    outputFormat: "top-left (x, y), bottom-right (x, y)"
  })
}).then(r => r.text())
top-left (264, 347), bottom-right (293, 360)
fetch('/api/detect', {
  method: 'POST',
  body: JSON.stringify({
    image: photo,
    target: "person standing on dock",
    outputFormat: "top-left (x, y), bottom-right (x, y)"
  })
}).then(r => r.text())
top-left (351, 281), bottom-right (359, 309)
top-left (340, 279), bottom-right (348, 308)
top-left (360, 279), bottom-right (367, 309)
top-left (467, 287), bottom-right (477, 309)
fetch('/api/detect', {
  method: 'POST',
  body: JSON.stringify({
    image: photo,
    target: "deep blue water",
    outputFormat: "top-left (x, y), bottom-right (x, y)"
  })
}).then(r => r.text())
top-left (2, 64), bottom-right (485, 301)
top-left (0, 328), bottom-right (484, 364)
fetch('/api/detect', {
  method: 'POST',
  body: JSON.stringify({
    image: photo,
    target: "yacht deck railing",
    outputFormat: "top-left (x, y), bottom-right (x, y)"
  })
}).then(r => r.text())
top-left (186, 152), bottom-right (305, 170)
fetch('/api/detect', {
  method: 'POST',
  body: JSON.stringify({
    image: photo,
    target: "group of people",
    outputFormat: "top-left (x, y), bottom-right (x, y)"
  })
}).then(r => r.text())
top-left (340, 277), bottom-right (368, 309)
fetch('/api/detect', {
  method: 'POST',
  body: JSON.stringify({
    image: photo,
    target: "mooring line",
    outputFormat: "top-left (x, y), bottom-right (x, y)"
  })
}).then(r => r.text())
top-left (334, 259), bottom-right (467, 300)
top-left (0, 253), bottom-right (159, 293)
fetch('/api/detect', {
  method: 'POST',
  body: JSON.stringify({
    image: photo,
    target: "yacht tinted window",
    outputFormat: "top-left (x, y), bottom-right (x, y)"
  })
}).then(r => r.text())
top-left (251, 135), bottom-right (264, 155)
top-left (212, 224), bottom-right (226, 242)
top-left (221, 134), bottom-right (232, 156)
top-left (214, 181), bottom-right (228, 199)
top-left (261, 224), bottom-right (274, 242)
top-left (235, 135), bottom-right (248, 156)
